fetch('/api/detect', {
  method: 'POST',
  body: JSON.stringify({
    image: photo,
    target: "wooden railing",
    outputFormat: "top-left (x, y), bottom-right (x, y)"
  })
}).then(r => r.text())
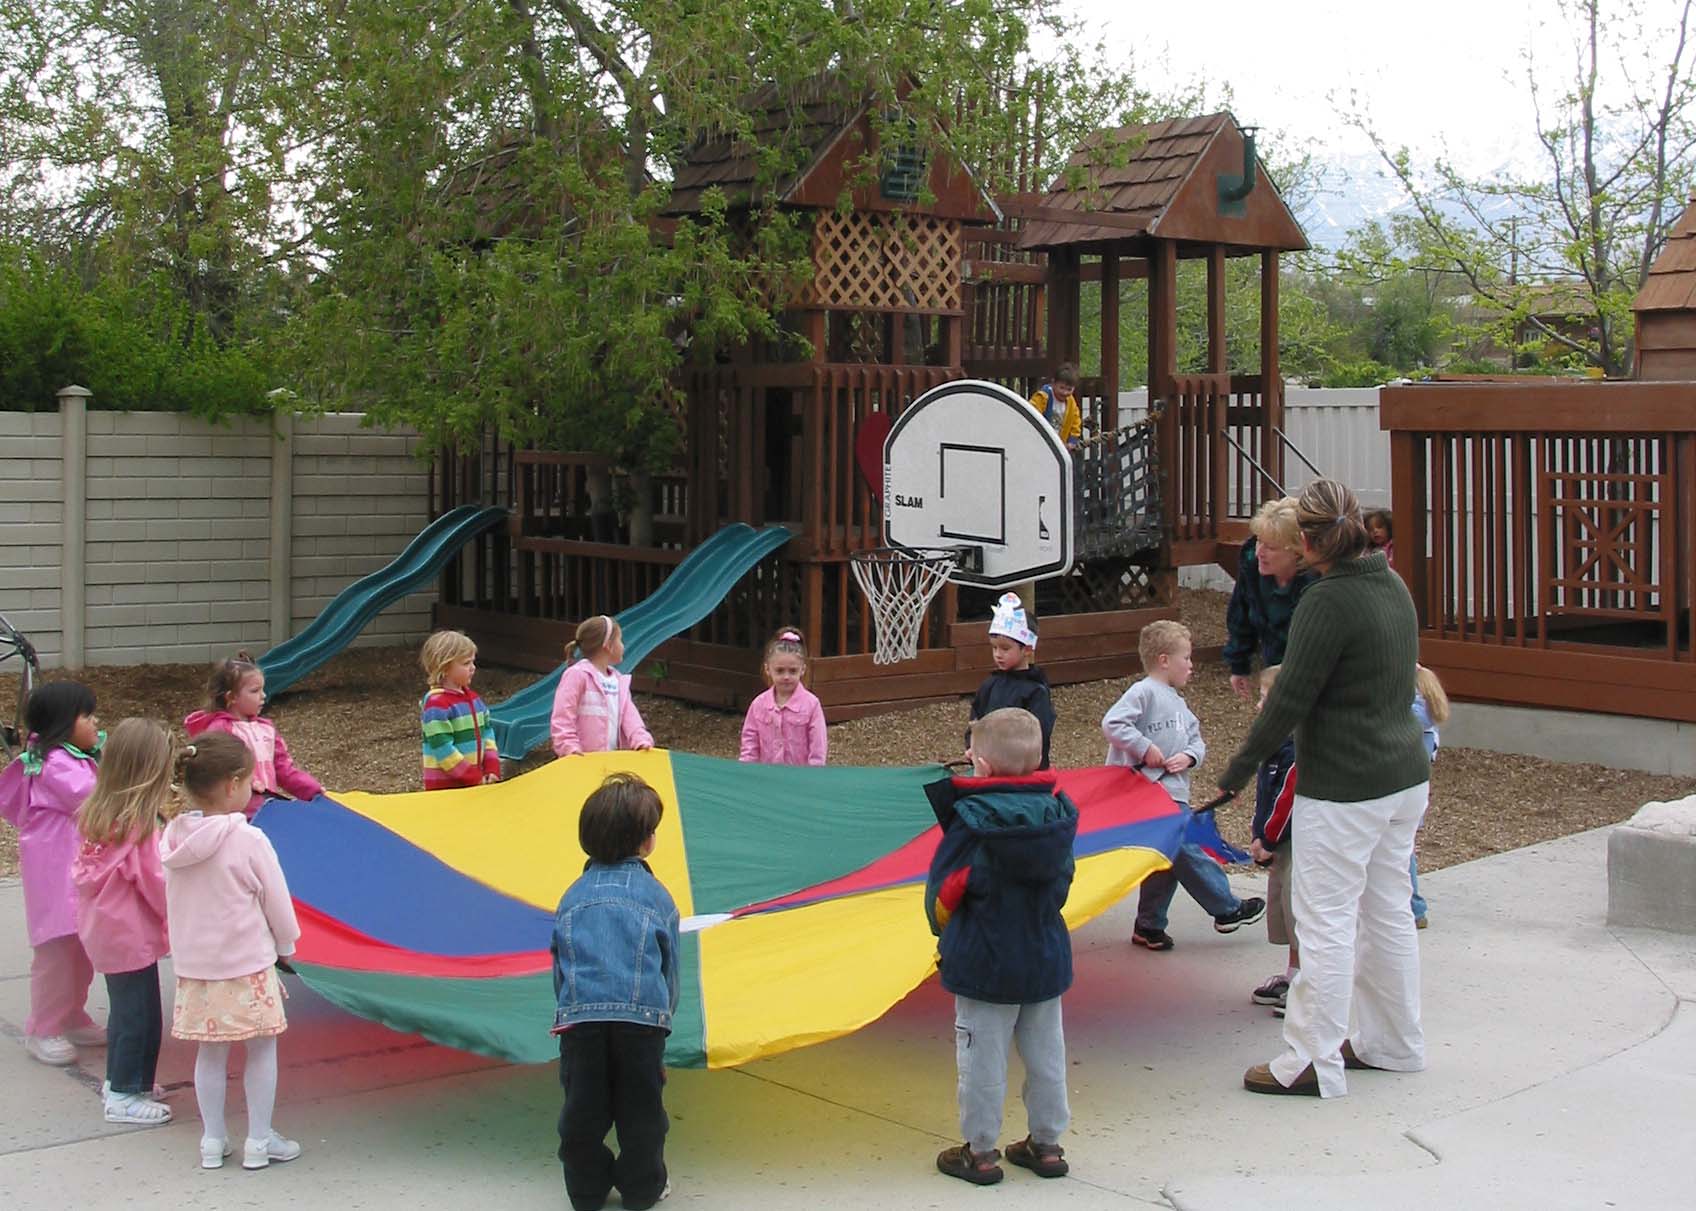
top-left (1382, 380), bottom-right (1696, 721)
top-left (1158, 372), bottom-right (1284, 561)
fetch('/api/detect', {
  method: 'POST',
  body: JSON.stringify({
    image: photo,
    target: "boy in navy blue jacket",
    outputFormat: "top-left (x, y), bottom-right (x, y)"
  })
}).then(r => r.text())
top-left (552, 773), bottom-right (680, 1211)
top-left (925, 707), bottom-right (1077, 1185)
top-left (1247, 668), bottom-right (1299, 1013)
top-left (965, 592), bottom-right (1056, 769)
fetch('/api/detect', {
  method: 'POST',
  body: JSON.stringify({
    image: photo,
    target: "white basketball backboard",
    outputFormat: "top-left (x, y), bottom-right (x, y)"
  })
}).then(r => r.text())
top-left (883, 379), bottom-right (1073, 589)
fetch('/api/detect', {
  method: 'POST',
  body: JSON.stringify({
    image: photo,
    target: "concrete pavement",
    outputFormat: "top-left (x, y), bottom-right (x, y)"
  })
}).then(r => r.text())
top-left (2, 825), bottom-right (1690, 1209)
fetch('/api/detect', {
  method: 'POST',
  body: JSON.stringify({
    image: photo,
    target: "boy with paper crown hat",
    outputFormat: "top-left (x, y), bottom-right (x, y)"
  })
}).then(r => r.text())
top-left (965, 593), bottom-right (1056, 769)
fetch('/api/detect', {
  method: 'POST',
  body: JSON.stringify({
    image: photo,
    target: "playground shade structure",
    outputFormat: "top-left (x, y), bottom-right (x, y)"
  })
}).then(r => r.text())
top-left (256, 751), bottom-right (1190, 1068)
top-left (260, 504), bottom-right (509, 698)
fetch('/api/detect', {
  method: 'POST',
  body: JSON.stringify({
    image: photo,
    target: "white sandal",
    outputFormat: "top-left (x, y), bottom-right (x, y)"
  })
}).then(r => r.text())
top-left (104, 1093), bottom-right (172, 1125)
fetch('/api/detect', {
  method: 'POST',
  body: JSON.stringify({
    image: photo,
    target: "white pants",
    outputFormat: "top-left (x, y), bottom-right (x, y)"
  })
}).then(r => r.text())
top-left (1271, 782), bottom-right (1429, 1097)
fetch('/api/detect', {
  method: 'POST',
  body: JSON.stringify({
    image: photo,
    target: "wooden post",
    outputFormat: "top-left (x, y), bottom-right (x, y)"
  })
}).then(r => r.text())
top-left (57, 385), bottom-right (90, 669)
top-left (1390, 430), bottom-right (1428, 627)
top-left (1207, 245), bottom-right (1227, 374)
top-left (1260, 250), bottom-right (1282, 492)
top-left (268, 410), bottom-right (294, 647)
top-left (1101, 243), bottom-right (1121, 431)
top-left (1149, 240), bottom-right (1177, 397)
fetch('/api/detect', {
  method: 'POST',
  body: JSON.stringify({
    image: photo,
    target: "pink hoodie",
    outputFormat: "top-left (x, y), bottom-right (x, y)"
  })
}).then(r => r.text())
top-left (0, 747), bottom-right (97, 946)
top-left (739, 683), bottom-right (828, 766)
top-left (550, 661), bottom-right (654, 757)
top-left (184, 710), bottom-right (323, 814)
top-left (73, 831), bottom-right (169, 974)
top-left (159, 811), bottom-right (300, 980)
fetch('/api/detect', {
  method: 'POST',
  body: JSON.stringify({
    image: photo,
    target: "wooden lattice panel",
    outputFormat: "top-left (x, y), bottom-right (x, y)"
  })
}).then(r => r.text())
top-left (1537, 468), bottom-right (1673, 623)
top-left (809, 212), bottom-right (962, 312)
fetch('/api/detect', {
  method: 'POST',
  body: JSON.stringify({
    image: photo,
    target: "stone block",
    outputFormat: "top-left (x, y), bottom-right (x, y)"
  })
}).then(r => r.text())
top-left (1608, 797), bottom-right (1696, 933)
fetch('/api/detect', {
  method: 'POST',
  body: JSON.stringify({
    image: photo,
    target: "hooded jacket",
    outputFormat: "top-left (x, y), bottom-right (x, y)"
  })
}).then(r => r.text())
top-left (73, 830), bottom-right (169, 974)
top-left (967, 666), bottom-right (1056, 770)
top-left (0, 745), bottom-right (98, 946)
top-left (420, 684), bottom-right (502, 790)
top-left (923, 771), bottom-right (1078, 1005)
top-left (159, 811), bottom-right (300, 980)
top-left (550, 661), bottom-right (654, 757)
top-left (183, 710), bottom-right (322, 811)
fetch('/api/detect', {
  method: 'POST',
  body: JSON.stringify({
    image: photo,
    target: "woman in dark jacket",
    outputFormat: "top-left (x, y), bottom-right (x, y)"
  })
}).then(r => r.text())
top-left (1217, 479), bottom-right (1429, 1099)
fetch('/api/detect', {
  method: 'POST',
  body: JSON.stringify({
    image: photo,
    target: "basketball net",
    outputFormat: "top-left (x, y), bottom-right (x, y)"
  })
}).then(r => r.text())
top-left (849, 547), bottom-right (959, 665)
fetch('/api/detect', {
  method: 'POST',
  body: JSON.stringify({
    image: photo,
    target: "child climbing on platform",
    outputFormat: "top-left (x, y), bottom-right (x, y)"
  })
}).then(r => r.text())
top-left (552, 773), bottom-right (679, 1211)
top-left (739, 627), bottom-right (827, 765)
top-left (419, 629), bottom-right (502, 790)
top-left (966, 592), bottom-right (1055, 770)
top-left (74, 718), bottom-right (174, 1125)
top-left (1028, 362), bottom-right (1082, 450)
top-left (927, 707), bottom-right (1077, 1185)
top-left (0, 681), bottom-right (105, 1066)
top-left (161, 732), bottom-right (303, 1171)
top-left (185, 653), bottom-right (322, 815)
top-left (551, 615), bottom-right (654, 758)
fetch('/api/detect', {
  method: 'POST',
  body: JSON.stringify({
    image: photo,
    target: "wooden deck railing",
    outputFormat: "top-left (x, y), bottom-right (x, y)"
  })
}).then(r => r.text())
top-left (1382, 380), bottom-right (1696, 721)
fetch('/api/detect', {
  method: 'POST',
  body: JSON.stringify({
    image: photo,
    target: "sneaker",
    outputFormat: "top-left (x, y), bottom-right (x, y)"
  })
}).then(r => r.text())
top-left (1251, 973), bottom-right (1290, 1006)
top-left (1132, 926), bottom-right (1175, 951)
top-left (1415, 915), bottom-right (1429, 930)
top-left (1272, 994), bottom-right (1287, 1019)
top-left (65, 1023), bottom-right (108, 1047)
top-left (242, 1130), bottom-right (303, 1170)
top-left (201, 1136), bottom-right (234, 1169)
top-left (103, 1092), bottom-right (171, 1125)
top-left (623, 1180), bottom-right (672, 1210)
top-left (24, 1035), bottom-right (76, 1066)
top-left (1213, 897), bottom-right (1267, 934)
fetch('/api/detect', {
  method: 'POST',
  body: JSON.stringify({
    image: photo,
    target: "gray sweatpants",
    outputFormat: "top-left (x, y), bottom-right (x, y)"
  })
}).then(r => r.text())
top-left (953, 995), bottom-right (1070, 1152)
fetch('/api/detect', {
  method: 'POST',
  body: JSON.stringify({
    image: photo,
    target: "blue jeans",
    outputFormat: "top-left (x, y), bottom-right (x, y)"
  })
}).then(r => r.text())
top-left (1136, 842), bottom-right (1240, 932)
top-left (1410, 852), bottom-right (1427, 921)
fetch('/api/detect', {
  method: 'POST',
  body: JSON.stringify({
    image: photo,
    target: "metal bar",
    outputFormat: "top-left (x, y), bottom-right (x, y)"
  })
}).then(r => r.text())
top-left (1272, 426), bottom-right (1324, 479)
top-left (1221, 431), bottom-right (1287, 496)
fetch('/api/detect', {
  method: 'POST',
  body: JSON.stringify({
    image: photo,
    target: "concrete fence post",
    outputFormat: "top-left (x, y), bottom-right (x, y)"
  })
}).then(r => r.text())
top-left (269, 410), bottom-right (295, 647)
top-left (57, 385), bottom-right (91, 668)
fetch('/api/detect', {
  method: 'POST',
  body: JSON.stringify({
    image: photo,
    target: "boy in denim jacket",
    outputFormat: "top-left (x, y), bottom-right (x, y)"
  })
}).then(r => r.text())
top-left (551, 773), bottom-right (680, 1211)
top-left (925, 708), bottom-right (1078, 1185)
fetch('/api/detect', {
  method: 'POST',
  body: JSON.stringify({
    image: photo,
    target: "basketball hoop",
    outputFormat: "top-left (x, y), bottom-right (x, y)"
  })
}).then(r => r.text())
top-left (849, 547), bottom-right (960, 665)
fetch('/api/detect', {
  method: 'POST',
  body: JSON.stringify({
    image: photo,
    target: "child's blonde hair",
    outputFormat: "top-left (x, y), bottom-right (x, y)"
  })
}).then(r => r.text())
top-left (575, 615), bottom-right (621, 661)
top-left (207, 651), bottom-right (262, 712)
top-left (78, 718), bottom-right (176, 844)
top-left (1415, 664), bottom-right (1450, 725)
top-left (762, 626), bottom-right (808, 680)
top-left (1138, 620), bottom-right (1191, 671)
top-left (968, 707), bottom-right (1043, 777)
top-left (421, 630), bottom-right (476, 685)
top-left (179, 731), bottom-right (256, 807)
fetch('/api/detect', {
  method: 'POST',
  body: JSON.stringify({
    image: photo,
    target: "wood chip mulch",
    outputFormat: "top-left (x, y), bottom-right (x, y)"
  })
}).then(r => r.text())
top-left (3, 588), bottom-right (1691, 878)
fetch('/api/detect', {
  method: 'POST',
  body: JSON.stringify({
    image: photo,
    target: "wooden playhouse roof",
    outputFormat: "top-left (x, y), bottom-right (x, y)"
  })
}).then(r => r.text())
top-left (1633, 193), bottom-right (1696, 313)
top-left (1017, 112), bottom-right (1309, 253)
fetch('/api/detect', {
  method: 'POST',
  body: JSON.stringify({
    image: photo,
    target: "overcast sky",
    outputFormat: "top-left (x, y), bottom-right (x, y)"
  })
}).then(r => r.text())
top-left (1062, 0), bottom-right (1546, 172)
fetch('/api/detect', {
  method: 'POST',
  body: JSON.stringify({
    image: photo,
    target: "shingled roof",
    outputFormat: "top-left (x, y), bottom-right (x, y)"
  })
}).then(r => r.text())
top-left (1633, 193), bottom-right (1696, 313)
top-left (662, 88), bottom-right (863, 217)
top-left (1016, 112), bottom-right (1308, 253)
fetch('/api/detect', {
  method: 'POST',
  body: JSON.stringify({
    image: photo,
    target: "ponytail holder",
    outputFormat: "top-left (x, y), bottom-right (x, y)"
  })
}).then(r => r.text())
top-left (183, 743), bottom-right (197, 757)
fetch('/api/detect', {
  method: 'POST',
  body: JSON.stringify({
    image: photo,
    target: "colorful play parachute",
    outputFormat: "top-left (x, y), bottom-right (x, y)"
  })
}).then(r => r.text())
top-left (257, 752), bottom-right (1192, 1068)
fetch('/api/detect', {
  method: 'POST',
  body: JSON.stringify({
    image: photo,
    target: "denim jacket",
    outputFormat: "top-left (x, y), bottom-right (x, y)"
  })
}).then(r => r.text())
top-left (551, 857), bottom-right (681, 1032)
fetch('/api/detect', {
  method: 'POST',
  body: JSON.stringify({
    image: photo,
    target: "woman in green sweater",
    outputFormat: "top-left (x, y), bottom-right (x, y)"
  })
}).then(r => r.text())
top-left (1216, 479), bottom-right (1430, 1099)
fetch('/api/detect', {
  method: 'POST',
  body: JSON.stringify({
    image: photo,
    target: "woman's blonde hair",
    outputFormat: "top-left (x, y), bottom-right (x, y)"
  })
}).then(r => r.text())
top-left (421, 630), bottom-right (476, 684)
top-left (78, 718), bottom-right (176, 844)
top-left (1296, 479), bottom-right (1370, 567)
top-left (1415, 664), bottom-right (1451, 725)
top-left (1250, 496), bottom-right (1302, 552)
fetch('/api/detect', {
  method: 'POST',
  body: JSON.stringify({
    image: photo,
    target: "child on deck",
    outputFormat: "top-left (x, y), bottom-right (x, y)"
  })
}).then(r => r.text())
top-left (419, 630), bottom-right (502, 790)
top-left (1248, 665), bottom-right (1299, 1015)
top-left (551, 616), bottom-right (655, 758)
top-left (966, 592), bottom-right (1056, 770)
top-left (161, 732), bottom-right (303, 1171)
top-left (74, 718), bottom-right (174, 1125)
top-left (1028, 362), bottom-right (1083, 450)
top-left (185, 653), bottom-right (322, 815)
top-left (0, 681), bottom-right (105, 1065)
top-left (1104, 620), bottom-right (1265, 950)
top-left (739, 627), bottom-right (827, 765)
top-left (1366, 510), bottom-right (1395, 568)
top-left (927, 707), bottom-right (1077, 1185)
top-left (552, 773), bottom-right (679, 1211)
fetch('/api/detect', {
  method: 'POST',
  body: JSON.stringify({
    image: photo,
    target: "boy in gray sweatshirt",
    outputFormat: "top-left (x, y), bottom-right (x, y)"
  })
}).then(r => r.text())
top-left (1103, 621), bottom-right (1264, 950)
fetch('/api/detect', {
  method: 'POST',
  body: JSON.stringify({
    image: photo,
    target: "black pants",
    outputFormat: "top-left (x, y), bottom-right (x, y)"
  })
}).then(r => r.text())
top-left (105, 964), bottom-right (162, 1096)
top-left (557, 1022), bottom-right (668, 1211)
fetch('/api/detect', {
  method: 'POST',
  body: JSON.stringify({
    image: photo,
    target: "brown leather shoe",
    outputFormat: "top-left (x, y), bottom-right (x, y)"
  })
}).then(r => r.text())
top-left (1341, 1041), bottom-right (1384, 1071)
top-left (1243, 1061), bottom-right (1321, 1096)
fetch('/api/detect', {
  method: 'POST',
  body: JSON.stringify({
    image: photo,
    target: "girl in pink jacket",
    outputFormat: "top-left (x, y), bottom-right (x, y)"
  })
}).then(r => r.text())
top-left (74, 718), bottom-right (174, 1125)
top-left (740, 627), bottom-right (828, 766)
top-left (0, 681), bottom-right (104, 1067)
top-left (550, 615), bottom-right (655, 757)
top-left (161, 732), bottom-right (304, 1172)
top-left (184, 653), bottom-right (322, 817)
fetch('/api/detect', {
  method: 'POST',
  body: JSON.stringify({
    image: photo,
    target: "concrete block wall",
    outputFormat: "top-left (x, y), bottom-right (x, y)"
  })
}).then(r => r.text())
top-left (0, 399), bottom-right (437, 670)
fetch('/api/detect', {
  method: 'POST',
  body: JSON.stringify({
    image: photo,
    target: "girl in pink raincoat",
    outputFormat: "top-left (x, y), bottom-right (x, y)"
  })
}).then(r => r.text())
top-left (550, 616), bottom-right (655, 758)
top-left (183, 653), bottom-right (321, 817)
top-left (0, 681), bottom-right (104, 1066)
top-left (739, 627), bottom-right (827, 766)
